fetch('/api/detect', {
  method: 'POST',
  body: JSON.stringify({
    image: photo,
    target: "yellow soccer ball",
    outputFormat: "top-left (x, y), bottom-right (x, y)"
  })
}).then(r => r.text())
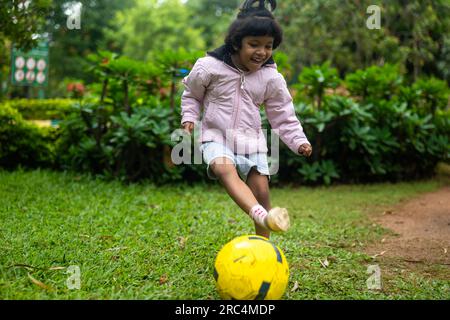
top-left (214, 235), bottom-right (289, 300)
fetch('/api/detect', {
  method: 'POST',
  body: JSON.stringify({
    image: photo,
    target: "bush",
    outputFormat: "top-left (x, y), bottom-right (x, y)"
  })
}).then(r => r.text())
top-left (0, 104), bottom-right (56, 169)
top-left (295, 61), bottom-right (340, 109)
top-left (274, 94), bottom-right (449, 185)
top-left (56, 100), bottom-right (186, 183)
top-left (345, 64), bottom-right (403, 102)
top-left (5, 99), bottom-right (77, 120)
top-left (53, 50), bottom-right (205, 183)
top-left (273, 64), bottom-right (449, 185)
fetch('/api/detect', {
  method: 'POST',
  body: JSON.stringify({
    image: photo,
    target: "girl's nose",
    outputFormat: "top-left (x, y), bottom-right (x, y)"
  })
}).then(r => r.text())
top-left (255, 49), bottom-right (265, 57)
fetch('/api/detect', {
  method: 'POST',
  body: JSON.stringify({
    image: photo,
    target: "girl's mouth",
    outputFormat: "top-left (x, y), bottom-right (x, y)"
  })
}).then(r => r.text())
top-left (251, 58), bottom-right (264, 64)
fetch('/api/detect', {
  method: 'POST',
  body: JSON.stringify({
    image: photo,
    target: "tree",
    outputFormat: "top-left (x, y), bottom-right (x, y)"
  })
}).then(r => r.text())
top-left (185, 0), bottom-right (240, 49)
top-left (110, 0), bottom-right (206, 61)
top-left (46, 0), bottom-right (136, 97)
top-left (0, 0), bottom-right (53, 100)
top-left (275, 0), bottom-right (450, 83)
top-left (0, 0), bottom-right (52, 50)
top-left (383, 0), bottom-right (450, 81)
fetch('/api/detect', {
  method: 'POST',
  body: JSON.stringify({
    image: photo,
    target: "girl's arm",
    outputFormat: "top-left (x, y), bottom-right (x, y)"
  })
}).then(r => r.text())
top-left (264, 73), bottom-right (310, 155)
top-left (180, 59), bottom-right (212, 125)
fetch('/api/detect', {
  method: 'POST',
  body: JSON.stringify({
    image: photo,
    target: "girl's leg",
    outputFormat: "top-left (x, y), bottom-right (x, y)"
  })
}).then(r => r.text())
top-left (210, 157), bottom-right (259, 214)
top-left (210, 158), bottom-right (288, 235)
top-left (246, 167), bottom-right (271, 239)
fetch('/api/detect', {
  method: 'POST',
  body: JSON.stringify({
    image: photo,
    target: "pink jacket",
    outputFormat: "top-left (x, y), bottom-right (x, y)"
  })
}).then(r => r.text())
top-left (180, 55), bottom-right (310, 155)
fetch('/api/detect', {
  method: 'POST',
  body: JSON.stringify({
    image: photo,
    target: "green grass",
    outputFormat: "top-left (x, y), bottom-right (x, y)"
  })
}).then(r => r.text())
top-left (0, 169), bottom-right (448, 299)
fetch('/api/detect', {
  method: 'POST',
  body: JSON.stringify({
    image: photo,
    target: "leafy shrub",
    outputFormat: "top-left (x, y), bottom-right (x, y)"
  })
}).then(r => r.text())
top-left (410, 78), bottom-right (449, 115)
top-left (345, 64), bottom-right (403, 102)
top-left (53, 50), bottom-right (203, 183)
top-left (295, 61), bottom-right (340, 109)
top-left (56, 99), bottom-right (186, 183)
top-left (277, 95), bottom-right (449, 185)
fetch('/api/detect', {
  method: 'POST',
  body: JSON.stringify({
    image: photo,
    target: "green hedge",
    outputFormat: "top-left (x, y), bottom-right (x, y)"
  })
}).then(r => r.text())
top-left (0, 104), bottom-right (56, 169)
top-left (5, 99), bottom-right (76, 120)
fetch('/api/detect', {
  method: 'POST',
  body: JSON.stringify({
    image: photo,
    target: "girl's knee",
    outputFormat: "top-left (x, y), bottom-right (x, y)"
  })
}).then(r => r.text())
top-left (210, 157), bottom-right (236, 178)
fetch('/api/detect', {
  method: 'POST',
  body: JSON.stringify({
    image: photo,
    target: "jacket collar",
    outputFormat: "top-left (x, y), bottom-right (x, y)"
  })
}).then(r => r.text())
top-left (207, 45), bottom-right (275, 71)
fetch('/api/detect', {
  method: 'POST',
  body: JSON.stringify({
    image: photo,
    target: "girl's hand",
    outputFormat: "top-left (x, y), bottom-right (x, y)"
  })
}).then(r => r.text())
top-left (182, 121), bottom-right (194, 135)
top-left (298, 143), bottom-right (312, 157)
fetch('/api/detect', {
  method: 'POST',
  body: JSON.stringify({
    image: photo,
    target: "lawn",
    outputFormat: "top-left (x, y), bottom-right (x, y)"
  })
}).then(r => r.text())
top-left (0, 169), bottom-right (448, 299)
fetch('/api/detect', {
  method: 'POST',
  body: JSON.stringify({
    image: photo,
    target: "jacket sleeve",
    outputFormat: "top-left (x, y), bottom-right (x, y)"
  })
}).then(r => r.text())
top-left (180, 59), bottom-right (212, 125)
top-left (264, 73), bottom-right (310, 155)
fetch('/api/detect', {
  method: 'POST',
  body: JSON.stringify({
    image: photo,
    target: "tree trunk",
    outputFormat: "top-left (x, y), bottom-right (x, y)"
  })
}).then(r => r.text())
top-left (123, 79), bottom-right (131, 116)
top-left (100, 78), bottom-right (108, 102)
top-left (170, 71), bottom-right (176, 114)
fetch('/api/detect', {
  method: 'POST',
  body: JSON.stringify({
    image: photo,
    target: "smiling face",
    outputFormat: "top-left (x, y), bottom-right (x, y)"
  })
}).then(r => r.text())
top-left (232, 35), bottom-right (274, 72)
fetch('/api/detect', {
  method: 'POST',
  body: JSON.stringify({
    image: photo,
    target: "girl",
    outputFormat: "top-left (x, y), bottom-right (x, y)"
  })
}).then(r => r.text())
top-left (180, 0), bottom-right (312, 239)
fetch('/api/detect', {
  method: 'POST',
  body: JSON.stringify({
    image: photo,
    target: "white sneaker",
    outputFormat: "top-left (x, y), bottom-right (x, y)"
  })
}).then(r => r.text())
top-left (266, 207), bottom-right (290, 232)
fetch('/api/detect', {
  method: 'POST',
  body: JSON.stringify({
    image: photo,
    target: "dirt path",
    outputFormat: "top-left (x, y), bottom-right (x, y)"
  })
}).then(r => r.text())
top-left (365, 186), bottom-right (450, 268)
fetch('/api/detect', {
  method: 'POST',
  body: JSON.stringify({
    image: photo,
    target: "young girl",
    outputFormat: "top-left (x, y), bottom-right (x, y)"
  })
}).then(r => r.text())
top-left (180, 0), bottom-right (312, 239)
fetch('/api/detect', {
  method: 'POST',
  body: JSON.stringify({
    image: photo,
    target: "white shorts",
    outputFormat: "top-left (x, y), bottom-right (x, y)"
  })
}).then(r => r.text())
top-left (199, 141), bottom-right (270, 181)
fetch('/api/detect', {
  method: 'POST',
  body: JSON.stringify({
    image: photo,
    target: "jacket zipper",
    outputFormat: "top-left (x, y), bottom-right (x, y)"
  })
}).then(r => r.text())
top-left (221, 60), bottom-right (246, 149)
top-left (233, 66), bottom-right (246, 124)
top-left (233, 70), bottom-right (245, 132)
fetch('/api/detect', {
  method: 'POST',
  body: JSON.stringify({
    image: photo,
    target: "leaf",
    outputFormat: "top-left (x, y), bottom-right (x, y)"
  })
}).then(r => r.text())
top-left (371, 251), bottom-right (387, 259)
top-left (48, 266), bottom-right (66, 271)
top-left (291, 281), bottom-right (300, 292)
top-left (319, 258), bottom-right (329, 268)
top-left (178, 236), bottom-right (188, 249)
top-left (159, 274), bottom-right (168, 285)
top-left (11, 264), bottom-right (39, 271)
top-left (27, 273), bottom-right (52, 291)
top-left (105, 246), bottom-right (128, 252)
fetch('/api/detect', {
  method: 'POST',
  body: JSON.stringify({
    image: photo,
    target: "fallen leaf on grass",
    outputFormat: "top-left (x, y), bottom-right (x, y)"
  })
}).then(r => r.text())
top-left (327, 256), bottom-right (337, 263)
top-left (291, 281), bottom-right (299, 292)
top-left (382, 210), bottom-right (393, 215)
top-left (318, 258), bottom-right (329, 268)
top-left (99, 235), bottom-right (114, 241)
top-left (27, 273), bottom-right (52, 291)
top-left (178, 236), bottom-right (188, 249)
top-left (371, 251), bottom-right (387, 259)
top-left (105, 246), bottom-right (128, 252)
top-left (159, 274), bottom-right (168, 285)
top-left (11, 264), bottom-right (39, 271)
top-left (48, 266), bottom-right (66, 271)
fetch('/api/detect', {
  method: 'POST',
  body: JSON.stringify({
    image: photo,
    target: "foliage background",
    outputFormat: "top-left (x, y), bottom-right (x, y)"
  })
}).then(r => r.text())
top-left (0, 0), bottom-right (449, 185)
top-left (1, 0), bottom-right (450, 98)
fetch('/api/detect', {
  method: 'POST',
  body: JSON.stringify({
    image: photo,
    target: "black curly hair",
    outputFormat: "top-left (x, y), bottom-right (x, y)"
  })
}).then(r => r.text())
top-left (224, 0), bottom-right (283, 54)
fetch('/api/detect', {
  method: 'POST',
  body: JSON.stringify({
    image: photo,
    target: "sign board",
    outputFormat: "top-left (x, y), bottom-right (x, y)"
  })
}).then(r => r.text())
top-left (11, 41), bottom-right (49, 87)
